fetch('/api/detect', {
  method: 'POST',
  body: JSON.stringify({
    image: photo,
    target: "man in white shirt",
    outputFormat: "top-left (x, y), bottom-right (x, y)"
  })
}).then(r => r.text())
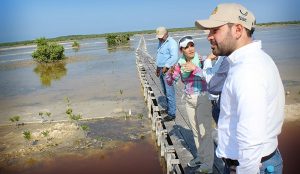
top-left (195, 3), bottom-right (285, 174)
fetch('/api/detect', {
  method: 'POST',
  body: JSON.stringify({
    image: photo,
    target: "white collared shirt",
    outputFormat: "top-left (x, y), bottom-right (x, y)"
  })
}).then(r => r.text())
top-left (216, 40), bottom-right (285, 174)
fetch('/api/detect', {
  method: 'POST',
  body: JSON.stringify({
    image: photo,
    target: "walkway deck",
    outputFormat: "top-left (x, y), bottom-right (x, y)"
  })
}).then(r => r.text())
top-left (135, 36), bottom-right (224, 173)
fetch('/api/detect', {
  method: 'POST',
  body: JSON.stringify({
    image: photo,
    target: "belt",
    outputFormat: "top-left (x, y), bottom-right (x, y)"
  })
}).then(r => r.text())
top-left (261, 149), bottom-right (277, 162)
top-left (222, 149), bottom-right (277, 167)
top-left (157, 67), bottom-right (169, 70)
top-left (222, 158), bottom-right (239, 167)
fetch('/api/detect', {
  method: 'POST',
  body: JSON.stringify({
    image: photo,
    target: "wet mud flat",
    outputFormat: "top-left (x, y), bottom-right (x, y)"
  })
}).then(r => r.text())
top-left (0, 117), bottom-right (166, 174)
top-left (279, 120), bottom-right (300, 174)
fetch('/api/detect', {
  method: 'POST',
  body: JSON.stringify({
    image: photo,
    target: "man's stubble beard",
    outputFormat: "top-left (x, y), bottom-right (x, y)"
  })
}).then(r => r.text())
top-left (211, 30), bottom-right (236, 57)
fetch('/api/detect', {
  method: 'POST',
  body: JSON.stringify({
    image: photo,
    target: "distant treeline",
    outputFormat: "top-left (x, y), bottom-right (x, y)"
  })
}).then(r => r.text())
top-left (257, 20), bottom-right (300, 26)
top-left (1, 21), bottom-right (299, 48)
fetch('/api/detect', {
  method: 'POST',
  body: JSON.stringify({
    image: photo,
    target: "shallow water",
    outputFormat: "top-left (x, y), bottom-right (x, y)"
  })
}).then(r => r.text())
top-left (21, 139), bottom-right (164, 174)
top-left (0, 37), bottom-right (144, 124)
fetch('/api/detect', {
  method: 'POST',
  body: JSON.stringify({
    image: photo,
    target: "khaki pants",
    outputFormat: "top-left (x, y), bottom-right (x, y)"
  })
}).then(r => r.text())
top-left (185, 92), bottom-right (214, 169)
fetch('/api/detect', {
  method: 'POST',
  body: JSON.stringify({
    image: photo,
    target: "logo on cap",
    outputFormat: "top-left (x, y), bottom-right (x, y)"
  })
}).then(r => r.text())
top-left (239, 9), bottom-right (248, 22)
top-left (239, 9), bottom-right (248, 16)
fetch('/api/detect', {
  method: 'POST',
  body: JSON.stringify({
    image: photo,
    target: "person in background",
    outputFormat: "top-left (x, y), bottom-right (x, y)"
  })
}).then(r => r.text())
top-left (166, 36), bottom-right (214, 173)
top-left (155, 27), bottom-right (179, 122)
top-left (203, 54), bottom-right (229, 124)
top-left (195, 3), bottom-right (285, 174)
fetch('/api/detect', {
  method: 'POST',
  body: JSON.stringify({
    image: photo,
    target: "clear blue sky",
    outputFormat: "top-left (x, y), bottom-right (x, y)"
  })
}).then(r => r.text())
top-left (1, 0), bottom-right (300, 43)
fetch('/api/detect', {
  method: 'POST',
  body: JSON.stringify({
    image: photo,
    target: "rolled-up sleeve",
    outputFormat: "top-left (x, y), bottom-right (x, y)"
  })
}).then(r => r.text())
top-left (207, 57), bottom-right (229, 95)
top-left (203, 59), bottom-right (215, 82)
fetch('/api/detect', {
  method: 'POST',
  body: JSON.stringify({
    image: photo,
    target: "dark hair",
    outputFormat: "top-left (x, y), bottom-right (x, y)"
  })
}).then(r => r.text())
top-left (246, 27), bottom-right (255, 37)
top-left (227, 23), bottom-right (254, 37)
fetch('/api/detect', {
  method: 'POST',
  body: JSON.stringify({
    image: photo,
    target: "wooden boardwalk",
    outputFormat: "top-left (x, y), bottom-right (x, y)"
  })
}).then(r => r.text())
top-left (135, 36), bottom-right (224, 174)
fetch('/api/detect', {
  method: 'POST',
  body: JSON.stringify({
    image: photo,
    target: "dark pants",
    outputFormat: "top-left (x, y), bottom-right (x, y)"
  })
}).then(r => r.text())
top-left (211, 100), bottom-right (220, 124)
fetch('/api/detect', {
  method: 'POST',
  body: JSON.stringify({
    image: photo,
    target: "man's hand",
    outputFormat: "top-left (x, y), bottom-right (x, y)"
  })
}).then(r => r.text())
top-left (156, 67), bottom-right (169, 77)
top-left (162, 67), bottom-right (168, 74)
top-left (207, 53), bottom-right (217, 61)
top-left (167, 66), bottom-right (176, 78)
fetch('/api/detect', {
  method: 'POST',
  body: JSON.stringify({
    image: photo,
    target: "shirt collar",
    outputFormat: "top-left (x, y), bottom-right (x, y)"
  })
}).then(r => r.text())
top-left (164, 36), bottom-right (171, 43)
top-left (158, 36), bottom-right (170, 49)
top-left (228, 40), bottom-right (262, 64)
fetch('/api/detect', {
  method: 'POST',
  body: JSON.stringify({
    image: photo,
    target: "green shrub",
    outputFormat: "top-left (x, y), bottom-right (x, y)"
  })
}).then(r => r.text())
top-left (81, 125), bottom-right (89, 131)
top-left (9, 115), bottom-right (21, 126)
top-left (41, 130), bottom-right (50, 137)
top-left (32, 37), bottom-right (65, 63)
top-left (106, 34), bottom-right (131, 46)
top-left (23, 130), bottom-right (31, 141)
top-left (137, 113), bottom-right (144, 119)
top-left (72, 41), bottom-right (80, 52)
top-left (72, 41), bottom-right (80, 48)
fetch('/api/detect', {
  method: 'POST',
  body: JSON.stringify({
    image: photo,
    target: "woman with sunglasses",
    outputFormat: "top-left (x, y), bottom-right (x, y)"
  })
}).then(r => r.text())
top-left (166, 36), bottom-right (214, 173)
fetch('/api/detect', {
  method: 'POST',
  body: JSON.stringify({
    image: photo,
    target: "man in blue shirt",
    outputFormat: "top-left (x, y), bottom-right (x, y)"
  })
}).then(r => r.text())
top-left (155, 27), bottom-right (179, 121)
top-left (203, 55), bottom-right (229, 124)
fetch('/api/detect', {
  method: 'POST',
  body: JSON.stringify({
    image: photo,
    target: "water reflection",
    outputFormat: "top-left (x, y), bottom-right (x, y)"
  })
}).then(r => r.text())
top-left (106, 43), bottom-right (133, 53)
top-left (33, 61), bottom-right (67, 87)
top-left (72, 47), bottom-right (79, 52)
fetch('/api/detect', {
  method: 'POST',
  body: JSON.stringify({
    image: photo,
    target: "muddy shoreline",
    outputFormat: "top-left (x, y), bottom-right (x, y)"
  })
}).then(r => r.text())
top-left (0, 117), bottom-right (165, 174)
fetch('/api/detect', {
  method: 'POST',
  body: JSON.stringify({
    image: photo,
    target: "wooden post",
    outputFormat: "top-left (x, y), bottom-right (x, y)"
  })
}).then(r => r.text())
top-left (152, 111), bottom-right (158, 131)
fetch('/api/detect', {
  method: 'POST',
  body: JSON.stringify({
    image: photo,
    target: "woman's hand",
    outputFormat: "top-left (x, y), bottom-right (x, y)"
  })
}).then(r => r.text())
top-left (182, 62), bottom-right (196, 72)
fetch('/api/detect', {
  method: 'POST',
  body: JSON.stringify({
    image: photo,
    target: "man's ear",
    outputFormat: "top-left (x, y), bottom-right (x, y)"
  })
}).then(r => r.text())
top-left (234, 24), bottom-right (243, 39)
top-left (163, 33), bottom-right (168, 40)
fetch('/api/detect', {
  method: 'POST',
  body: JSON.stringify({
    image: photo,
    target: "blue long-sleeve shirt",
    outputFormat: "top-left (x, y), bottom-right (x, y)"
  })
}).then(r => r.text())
top-left (156, 36), bottom-right (179, 68)
top-left (208, 57), bottom-right (229, 95)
